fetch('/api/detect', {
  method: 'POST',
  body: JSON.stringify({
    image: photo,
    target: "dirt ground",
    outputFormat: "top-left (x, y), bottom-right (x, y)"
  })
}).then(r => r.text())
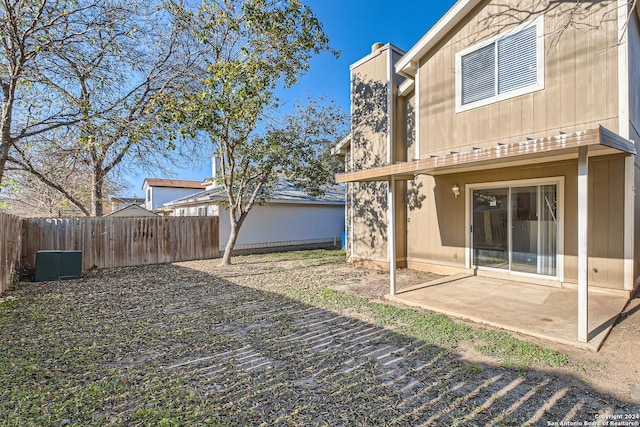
top-left (324, 261), bottom-right (640, 404)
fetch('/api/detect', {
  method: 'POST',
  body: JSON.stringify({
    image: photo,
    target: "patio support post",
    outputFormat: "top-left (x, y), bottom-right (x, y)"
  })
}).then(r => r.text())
top-left (388, 177), bottom-right (396, 296)
top-left (577, 146), bottom-right (589, 343)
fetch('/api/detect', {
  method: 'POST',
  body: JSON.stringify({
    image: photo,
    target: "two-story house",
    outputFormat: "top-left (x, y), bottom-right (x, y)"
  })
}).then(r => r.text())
top-left (336, 0), bottom-right (640, 343)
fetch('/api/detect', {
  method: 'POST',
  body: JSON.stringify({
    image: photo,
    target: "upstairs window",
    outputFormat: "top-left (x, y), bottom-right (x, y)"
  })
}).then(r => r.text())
top-left (456, 17), bottom-right (544, 112)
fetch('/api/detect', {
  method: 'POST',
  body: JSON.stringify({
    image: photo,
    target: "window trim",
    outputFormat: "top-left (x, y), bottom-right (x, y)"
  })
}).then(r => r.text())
top-left (455, 16), bottom-right (545, 113)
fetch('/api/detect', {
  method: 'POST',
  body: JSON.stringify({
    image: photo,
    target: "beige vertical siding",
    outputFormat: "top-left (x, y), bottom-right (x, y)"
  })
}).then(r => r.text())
top-left (402, 91), bottom-right (416, 162)
top-left (398, 0), bottom-right (628, 289)
top-left (352, 51), bottom-right (389, 170)
top-left (405, 155), bottom-right (627, 289)
top-left (351, 48), bottom-right (392, 262)
top-left (347, 1), bottom-right (631, 289)
top-left (417, 0), bottom-right (620, 157)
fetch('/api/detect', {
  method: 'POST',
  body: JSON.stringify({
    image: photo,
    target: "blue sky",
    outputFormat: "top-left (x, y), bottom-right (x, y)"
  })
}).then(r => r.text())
top-left (124, 0), bottom-right (457, 196)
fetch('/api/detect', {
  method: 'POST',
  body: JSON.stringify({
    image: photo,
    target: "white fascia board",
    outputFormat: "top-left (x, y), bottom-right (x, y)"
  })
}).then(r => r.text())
top-left (264, 199), bottom-right (346, 206)
top-left (331, 134), bottom-right (352, 156)
top-left (165, 197), bottom-right (344, 207)
top-left (398, 78), bottom-right (415, 97)
top-left (395, 0), bottom-right (484, 77)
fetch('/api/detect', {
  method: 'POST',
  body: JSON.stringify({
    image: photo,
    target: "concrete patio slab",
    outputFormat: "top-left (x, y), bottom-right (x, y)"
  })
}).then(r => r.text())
top-left (386, 275), bottom-right (630, 351)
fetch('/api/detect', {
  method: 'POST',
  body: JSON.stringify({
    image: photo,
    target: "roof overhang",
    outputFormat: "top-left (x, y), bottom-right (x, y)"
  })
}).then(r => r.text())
top-left (395, 0), bottom-right (484, 78)
top-left (398, 79), bottom-right (415, 97)
top-left (336, 127), bottom-right (636, 183)
top-left (331, 134), bottom-right (352, 156)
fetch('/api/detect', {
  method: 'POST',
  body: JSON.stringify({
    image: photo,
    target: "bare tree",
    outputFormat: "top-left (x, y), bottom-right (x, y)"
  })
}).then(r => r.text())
top-left (4, 1), bottom-right (203, 216)
top-left (0, 0), bottom-right (113, 188)
top-left (478, 0), bottom-right (635, 48)
top-left (1, 162), bottom-right (121, 218)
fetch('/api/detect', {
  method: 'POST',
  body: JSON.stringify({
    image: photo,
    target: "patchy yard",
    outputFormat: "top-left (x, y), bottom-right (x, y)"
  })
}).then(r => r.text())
top-left (0, 250), bottom-right (638, 426)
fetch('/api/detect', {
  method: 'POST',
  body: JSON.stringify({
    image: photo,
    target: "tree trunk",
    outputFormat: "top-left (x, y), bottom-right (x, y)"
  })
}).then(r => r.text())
top-left (0, 81), bottom-right (16, 187)
top-left (221, 208), bottom-right (248, 265)
top-left (91, 169), bottom-right (104, 217)
top-left (221, 220), bottom-right (241, 265)
top-left (0, 139), bottom-right (10, 188)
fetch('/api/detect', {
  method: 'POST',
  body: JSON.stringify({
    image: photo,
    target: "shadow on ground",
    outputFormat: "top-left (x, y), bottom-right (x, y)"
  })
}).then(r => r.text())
top-left (0, 260), bottom-right (638, 426)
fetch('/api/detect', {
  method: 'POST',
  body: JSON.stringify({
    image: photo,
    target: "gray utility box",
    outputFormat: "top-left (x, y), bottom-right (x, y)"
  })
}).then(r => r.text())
top-left (35, 250), bottom-right (83, 282)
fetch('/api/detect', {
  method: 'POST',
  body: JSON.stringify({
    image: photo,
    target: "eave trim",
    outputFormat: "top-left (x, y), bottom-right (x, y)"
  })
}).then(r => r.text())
top-left (336, 127), bottom-right (635, 183)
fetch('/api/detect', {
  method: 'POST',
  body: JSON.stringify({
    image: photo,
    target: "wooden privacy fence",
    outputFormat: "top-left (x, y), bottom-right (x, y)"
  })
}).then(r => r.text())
top-left (0, 213), bottom-right (21, 294)
top-left (21, 216), bottom-right (219, 273)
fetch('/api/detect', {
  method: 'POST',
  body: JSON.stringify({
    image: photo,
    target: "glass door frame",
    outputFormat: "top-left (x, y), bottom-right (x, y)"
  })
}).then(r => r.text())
top-left (465, 176), bottom-right (564, 281)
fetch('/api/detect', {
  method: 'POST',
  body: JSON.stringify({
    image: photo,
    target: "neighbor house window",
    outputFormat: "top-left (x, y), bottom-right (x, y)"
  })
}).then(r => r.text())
top-left (456, 16), bottom-right (544, 112)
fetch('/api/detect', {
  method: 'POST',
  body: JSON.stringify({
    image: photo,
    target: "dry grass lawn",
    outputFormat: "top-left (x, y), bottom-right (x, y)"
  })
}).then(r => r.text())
top-left (0, 249), bottom-right (638, 426)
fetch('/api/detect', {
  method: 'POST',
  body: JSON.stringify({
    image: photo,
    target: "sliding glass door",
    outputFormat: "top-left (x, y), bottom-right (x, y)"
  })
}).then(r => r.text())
top-left (472, 188), bottom-right (509, 269)
top-left (472, 184), bottom-right (558, 277)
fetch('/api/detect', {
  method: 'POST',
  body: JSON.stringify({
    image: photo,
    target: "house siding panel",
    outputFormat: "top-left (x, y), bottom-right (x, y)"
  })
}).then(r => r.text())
top-left (150, 187), bottom-right (203, 210)
top-left (343, 0), bottom-right (634, 291)
top-left (350, 47), bottom-right (395, 262)
top-left (405, 155), bottom-right (627, 289)
top-left (417, 0), bottom-right (620, 157)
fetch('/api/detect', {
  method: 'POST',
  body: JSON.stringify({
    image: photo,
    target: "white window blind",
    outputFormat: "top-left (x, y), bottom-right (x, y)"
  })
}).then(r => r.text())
top-left (459, 19), bottom-right (541, 108)
top-left (497, 25), bottom-right (537, 94)
top-left (461, 44), bottom-right (495, 105)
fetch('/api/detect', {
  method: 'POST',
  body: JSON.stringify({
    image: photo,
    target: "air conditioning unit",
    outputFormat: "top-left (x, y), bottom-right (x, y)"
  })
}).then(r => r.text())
top-left (35, 250), bottom-right (82, 282)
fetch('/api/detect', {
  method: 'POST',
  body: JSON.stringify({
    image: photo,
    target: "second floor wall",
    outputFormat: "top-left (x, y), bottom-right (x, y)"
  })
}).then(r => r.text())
top-left (414, 0), bottom-right (621, 158)
top-left (351, 44), bottom-right (406, 170)
top-left (349, 0), bottom-right (631, 167)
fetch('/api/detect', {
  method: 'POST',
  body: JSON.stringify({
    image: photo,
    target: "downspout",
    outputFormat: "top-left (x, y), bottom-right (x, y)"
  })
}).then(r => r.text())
top-left (414, 63), bottom-right (421, 161)
top-left (387, 47), bottom-right (397, 295)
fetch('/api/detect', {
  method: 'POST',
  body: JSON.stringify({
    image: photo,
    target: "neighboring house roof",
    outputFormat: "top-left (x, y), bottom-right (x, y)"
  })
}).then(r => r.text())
top-left (143, 178), bottom-right (205, 189)
top-left (111, 197), bottom-right (145, 204)
top-left (164, 180), bottom-right (346, 208)
top-left (105, 204), bottom-right (158, 217)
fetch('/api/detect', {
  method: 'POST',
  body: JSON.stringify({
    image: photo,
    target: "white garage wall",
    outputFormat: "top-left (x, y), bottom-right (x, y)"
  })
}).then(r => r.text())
top-left (218, 204), bottom-right (345, 249)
